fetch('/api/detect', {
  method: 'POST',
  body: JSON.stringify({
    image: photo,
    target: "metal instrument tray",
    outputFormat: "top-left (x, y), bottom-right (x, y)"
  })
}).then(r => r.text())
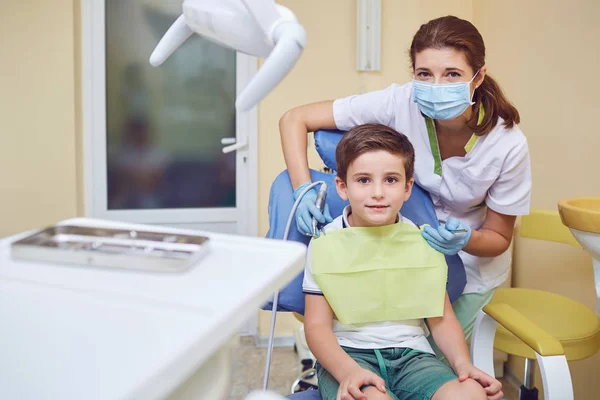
top-left (10, 225), bottom-right (210, 273)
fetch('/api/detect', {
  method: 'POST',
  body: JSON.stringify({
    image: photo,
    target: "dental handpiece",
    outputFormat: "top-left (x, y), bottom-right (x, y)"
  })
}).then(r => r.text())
top-left (311, 183), bottom-right (328, 236)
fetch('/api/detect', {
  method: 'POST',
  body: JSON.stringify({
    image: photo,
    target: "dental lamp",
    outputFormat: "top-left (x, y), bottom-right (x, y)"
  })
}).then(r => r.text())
top-left (149, 0), bottom-right (306, 111)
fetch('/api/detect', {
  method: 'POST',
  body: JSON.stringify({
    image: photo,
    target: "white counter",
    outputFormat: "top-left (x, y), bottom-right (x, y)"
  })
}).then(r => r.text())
top-left (0, 218), bottom-right (306, 400)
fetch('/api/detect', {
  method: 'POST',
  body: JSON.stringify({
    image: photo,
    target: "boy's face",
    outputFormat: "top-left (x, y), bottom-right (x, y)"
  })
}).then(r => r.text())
top-left (335, 150), bottom-right (414, 227)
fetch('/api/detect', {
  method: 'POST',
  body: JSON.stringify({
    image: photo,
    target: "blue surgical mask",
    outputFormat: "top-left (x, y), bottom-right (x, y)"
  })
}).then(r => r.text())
top-left (411, 70), bottom-right (480, 120)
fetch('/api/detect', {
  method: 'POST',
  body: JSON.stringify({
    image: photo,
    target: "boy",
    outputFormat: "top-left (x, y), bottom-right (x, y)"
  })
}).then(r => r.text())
top-left (302, 124), bottom-right (503, 400)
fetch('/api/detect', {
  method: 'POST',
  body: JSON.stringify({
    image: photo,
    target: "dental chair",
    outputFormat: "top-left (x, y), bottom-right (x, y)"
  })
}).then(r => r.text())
top-left (262, 130), bottom-right (581, 400)
top-left (262, 129), bottom-right (466, 398)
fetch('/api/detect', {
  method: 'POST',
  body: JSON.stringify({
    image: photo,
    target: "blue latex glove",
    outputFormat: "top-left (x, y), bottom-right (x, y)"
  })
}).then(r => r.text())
top-left (421, 217), bottom-right (472, 255)
top-left (293, 182), bottom-right (333, 236)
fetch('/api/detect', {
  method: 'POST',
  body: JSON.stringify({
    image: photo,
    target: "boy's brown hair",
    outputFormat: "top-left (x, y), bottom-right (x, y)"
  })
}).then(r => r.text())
top-left (335, 123), bottom-right (415, 182)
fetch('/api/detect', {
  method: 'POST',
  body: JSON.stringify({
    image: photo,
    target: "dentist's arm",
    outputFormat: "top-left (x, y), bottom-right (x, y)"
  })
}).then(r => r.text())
top-left (279, 101), bottom-right (336, 189)
top-left (464, 210), bottom-right (516, 257)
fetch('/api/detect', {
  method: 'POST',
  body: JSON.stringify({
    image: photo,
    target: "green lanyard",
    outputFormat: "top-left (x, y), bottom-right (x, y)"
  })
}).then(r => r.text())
top-left (425, 103), bottom-right (486, 176)
top-left (374, 349), bottom-right (389, 388)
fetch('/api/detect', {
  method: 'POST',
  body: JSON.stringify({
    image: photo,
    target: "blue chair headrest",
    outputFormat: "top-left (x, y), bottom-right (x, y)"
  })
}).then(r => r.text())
top-left (314, 129), bottom-right (344, 172)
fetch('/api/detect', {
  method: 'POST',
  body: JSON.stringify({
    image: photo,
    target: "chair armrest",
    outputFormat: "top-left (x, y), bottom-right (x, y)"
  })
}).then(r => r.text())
top-left (471, 304), bottom-right (574, 399)
top-left (483, 303), bottom-right (564, 356)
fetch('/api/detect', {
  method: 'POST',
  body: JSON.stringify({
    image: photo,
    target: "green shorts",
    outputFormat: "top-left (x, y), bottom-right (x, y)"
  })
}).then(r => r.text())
top-left (316, 346), bottom-right (457, 400)
top-left (427, 289), bottom-right (496, 362)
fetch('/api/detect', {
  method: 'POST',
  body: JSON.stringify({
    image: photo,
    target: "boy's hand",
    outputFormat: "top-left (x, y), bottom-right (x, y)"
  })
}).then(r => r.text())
top-left (455, 363), bottom-right (503, 400)
top-left (336, 366), bottom-right (386, 400)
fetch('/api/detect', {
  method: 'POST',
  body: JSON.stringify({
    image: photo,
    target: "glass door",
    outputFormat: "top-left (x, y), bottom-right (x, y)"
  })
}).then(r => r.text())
top-left (83, 0), bottom-right (257, 235)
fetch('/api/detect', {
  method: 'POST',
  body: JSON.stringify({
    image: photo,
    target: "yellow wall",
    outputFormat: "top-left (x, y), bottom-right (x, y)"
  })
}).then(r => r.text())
top-left (257, 0), bottom-right (473, 336)
top-left (476, 1), bottom-right (600, 398)
top-left (0, 0), bottom-right (80, 238)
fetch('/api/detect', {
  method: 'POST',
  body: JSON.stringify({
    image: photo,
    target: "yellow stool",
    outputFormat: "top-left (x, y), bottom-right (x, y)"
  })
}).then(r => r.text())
top-left (473, 209), bottom-right (600, 400)
top-left (293, 312), bottom-right (304, 323)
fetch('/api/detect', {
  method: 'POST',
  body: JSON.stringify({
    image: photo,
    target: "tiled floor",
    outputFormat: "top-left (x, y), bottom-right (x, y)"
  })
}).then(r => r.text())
top-left (228, 336), bottom-right (302, 399)
top-left (228, 336), bottom-right (519, 400)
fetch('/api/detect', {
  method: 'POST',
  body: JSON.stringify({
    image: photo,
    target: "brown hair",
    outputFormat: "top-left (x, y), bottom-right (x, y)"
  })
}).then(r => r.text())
top-left (335, 123), bottom-right (415, 182)
top-left (409, 15), bottom-right (520, 134)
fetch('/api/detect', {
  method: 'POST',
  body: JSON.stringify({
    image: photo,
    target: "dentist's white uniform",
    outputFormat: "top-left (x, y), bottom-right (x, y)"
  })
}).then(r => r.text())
top-left (332, 82), bottom-right (532, 295)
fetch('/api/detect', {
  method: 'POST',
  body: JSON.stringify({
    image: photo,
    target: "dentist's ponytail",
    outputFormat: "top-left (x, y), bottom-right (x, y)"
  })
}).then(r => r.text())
top-left (473, 73), bottom-right (520, 134)
top-left (409, 15), bottom-right (520, 135)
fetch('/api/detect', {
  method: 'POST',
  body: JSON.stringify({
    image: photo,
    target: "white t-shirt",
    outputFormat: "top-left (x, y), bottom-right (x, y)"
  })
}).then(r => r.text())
top-left (332, 82), bottom-right (532, 294)
top-left (302, 206), bottom-right (434, 353)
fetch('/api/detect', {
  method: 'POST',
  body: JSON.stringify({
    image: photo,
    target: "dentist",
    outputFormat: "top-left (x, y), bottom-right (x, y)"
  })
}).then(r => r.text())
top-left (278, 15), bottom-right (531, 349)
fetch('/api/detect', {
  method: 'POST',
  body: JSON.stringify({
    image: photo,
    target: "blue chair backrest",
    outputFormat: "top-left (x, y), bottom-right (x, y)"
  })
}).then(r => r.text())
top-left (263, 129), bottom-right (466, 314)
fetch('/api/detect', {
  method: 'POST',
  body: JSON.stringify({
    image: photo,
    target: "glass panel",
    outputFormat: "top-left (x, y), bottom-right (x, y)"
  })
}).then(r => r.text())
top-left (105, 1), bottom-right (236, 210)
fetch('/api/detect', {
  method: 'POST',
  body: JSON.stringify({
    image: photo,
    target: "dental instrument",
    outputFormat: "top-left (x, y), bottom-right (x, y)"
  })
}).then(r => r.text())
top-left (149, 0), bottom-right (306, 111)
top-left (263, 180), bottom-right (327, 390)
top-left (310, 183), bottom-right (328, 238)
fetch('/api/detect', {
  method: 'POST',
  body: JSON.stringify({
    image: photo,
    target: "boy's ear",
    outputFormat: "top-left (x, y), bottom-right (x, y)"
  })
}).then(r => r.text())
top-left (335, 176), bottom-right (348, 201)
top-left (404, 177), bottom-right (414, 201)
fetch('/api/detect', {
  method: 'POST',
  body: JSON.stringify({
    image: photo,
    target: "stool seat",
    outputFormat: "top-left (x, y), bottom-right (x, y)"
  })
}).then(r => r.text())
top-left (490, 288), bottom-right (600, 360)
top-left (293, 312), bottom-right (304, 323)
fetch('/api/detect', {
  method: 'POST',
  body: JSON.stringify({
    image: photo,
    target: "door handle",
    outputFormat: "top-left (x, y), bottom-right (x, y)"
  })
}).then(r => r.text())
top-left (222, 140), bottom-right (248, 154)
top-left (221, 137), bottom-right (237, 145)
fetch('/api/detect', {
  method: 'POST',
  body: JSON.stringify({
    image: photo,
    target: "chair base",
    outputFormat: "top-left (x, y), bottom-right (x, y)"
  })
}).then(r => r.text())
top-left (291, 368), bottom-right (318, 394)
top-left (519, 385), bottom-right (539, 400)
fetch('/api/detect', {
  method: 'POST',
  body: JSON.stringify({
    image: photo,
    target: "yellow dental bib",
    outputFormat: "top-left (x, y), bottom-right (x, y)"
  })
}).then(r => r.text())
top-left (311, 222), bottom-right (448, 325)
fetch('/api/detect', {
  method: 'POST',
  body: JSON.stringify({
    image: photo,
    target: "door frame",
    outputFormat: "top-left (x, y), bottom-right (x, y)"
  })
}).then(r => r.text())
top-left (81, 0), bottom-right (258, 237)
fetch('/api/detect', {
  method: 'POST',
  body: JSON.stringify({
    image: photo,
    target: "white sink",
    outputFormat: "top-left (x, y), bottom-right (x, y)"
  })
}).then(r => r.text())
top-left (558, 197), bottom-right (600, 314)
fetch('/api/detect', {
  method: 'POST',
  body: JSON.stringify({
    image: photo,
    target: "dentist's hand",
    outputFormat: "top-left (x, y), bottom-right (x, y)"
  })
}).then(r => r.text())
top-left (422, 217), bottom-right (472, 255)
top-left (293, 182), bottom-right (333, 236)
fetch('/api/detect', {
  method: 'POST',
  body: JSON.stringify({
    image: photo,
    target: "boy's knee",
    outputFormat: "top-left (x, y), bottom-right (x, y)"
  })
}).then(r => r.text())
top-left (433, 378), bottom-right (486, 400)
top-left (361, 386), bottom-right (393, 400)
top-left (461, 379), bottom-right (487, 400)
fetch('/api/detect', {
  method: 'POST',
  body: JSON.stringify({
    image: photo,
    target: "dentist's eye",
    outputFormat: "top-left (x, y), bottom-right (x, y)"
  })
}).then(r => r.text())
top-left (447, 71), bottom-right (461, 78)
top-left (416, 71), bottom-right (432, 81)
